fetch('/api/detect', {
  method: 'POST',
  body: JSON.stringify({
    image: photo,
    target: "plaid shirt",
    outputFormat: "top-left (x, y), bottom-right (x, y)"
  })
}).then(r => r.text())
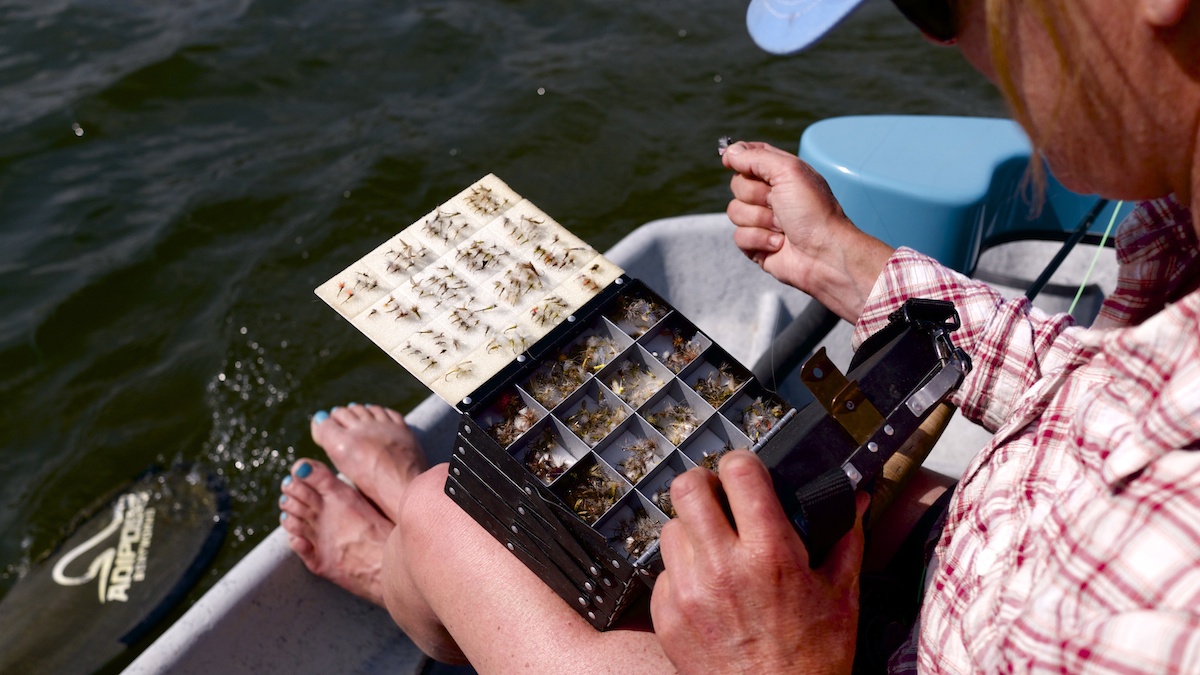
top-left (850, 197), bottom-right (1200, 674)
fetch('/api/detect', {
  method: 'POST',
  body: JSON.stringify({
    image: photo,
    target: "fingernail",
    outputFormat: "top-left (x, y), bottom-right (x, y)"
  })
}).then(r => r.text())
top-left (725, 142), bottom-right (745, 155)
top-left (282, 475), bottom-right (292, 488)
top-left (768, 233), bottom-right (784, 249)
top-left (295, 462), bottom-right (312, 479)
top-left (280, 512), bottom-right (288, 522)
top-left (312, 410), bottom-right (329, 424)
top-left (279, 494), bottom-right (288, 505)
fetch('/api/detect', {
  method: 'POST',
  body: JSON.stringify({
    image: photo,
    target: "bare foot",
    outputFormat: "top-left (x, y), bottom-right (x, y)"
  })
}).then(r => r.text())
top-left (310, 404), bottom-right (428, 522)
top-left (280, 459), bottom-right (393, 606)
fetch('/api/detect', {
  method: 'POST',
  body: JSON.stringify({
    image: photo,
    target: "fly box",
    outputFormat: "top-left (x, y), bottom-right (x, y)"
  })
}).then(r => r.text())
top-left (316, 175), bottom-right (969, 630)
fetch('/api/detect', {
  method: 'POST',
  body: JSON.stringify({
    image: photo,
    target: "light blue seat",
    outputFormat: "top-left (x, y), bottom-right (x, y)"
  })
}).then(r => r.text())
top-left (799, 115), bottom-right (1133, 274)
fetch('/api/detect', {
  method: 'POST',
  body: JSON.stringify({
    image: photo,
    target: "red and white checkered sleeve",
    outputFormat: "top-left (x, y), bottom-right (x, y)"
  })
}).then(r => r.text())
top-left (850, 247), bottom-right (1078, 432)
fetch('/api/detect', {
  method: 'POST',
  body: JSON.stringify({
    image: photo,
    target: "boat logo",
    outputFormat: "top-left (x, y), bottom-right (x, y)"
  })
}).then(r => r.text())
top-left (51, 490), bottom-right (157, 603)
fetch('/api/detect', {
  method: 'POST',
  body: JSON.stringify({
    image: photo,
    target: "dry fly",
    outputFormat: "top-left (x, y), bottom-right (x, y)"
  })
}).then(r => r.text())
top-left (647, 402), bottom-right (701, 446)
top-left (652, 485), bottom-right (676, 518)
top-left (486, 324), bottom-right (531, 355)
top-left (465, 185), bottom-right (509, 216)
top-left (614, 511), bottom-right (663, 559)
top-left (566, 397), bottom-right (627, 447)
top-left (742, 396), bottom-right (786, 442)
top-left (607, 361), bottom-right (662, 409)
top-left (564, 463), bottom-right (623, 524)
top-left (386, 240), bottom-right (431, 274)
top-left (700, 446), bottom-right (738, 473)
top-left (487, 392), bottom-right (540, 447)
top-left (443, 361), bottom-right (473, 380)
top-left (422, 209), bottom-right (468, 244)
top-left (449, 304), bottom-right (495, 332)
top-left (455, 239), bottom-right (509, 272)
top-left (495, 261), bottom-right (544, 304)
top-left (530, 295), bottom-right (568, 326)
top-left (354, 271), bottom-right (379, 292)
top-left (523, 428), bottom-right (571, 485)
top-left (502, 214), bottom-right (542, 245)
top-left (617, 437), bottom-right (659, 484)
top-left (694, 363), bottom-right (743, 408)
top-left (615, 296), bottom-right (667, 337)
top-left (658, 329), bottom-right (704, 373)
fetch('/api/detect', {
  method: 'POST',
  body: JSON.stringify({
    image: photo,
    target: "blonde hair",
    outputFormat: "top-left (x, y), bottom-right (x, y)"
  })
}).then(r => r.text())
top-left (984, 0), bottom-right (1078, 208)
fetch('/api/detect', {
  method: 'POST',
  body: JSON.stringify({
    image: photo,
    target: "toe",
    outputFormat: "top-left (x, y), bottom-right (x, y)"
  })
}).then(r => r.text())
top-left (286, 532), bottom-right (314, 557)
top-left (363, 404), bottom-right (389, 422)
top-left (339, 404), bottom-right (370, 422)
top-left (291, 458), bottom-right (347, 495)
top-left (283, 460), bottom-right (325, 506)
top-left (280, 489), bottom-right (317, 521)
top-left (383, 406), bottom-right (409, 428)
top-left (311, 408), bottom-right (349, 448)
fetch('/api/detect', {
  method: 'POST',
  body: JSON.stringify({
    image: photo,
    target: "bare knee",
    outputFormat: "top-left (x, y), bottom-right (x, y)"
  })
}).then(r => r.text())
top-left (382, 463), bottom-right (468, 664)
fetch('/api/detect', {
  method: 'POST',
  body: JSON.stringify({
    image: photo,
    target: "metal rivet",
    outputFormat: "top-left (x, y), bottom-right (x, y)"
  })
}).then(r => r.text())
top-left (584, 582), bottom-right (594, 591)
top-left (516, 354), bottom-right (527, 363)
top-left (602, 577), bottom-right (612, 587)
top-left (567, 315), bottom-right (576, 323)
top-left (447, 486), bottom-right (456, 495)
top-left (611, 559), bottom-right (621, 569)
top-left (457, 446), bottom-right (466, 455)
top-left (506, 543), bottom-right (514, 551)
top-left (845, 400), bottom-right (856, 411)
top-left (517, 506), bottom-right (526, 516)
top-left (578, 596), bottom-right (587, 606)
top-left (867, 442), bottom-right (879, 453)
top-left (812, 367), bottom-right (824, 379)
top-left (595, 596), bottom-right (604, 605)
top-left (912, 403), bottom-right (924, 414)
top-left (884, 424), bottom-right (895, 436)
top-left (589, 566), bottom-right (599, 576)
top-left (587, 611), bottom-right (596, 620)
top-left (452, 467), bottom-right (461, 476)
top-left (640, 569), bottom-right (650, 576)
top-left (614, 278), bottom-right (624, 285)
top-left (461, 396), bottom-right (472, 406)
top-left (463, 426), bottom-right (471, 434)
top-left (524, 486), bottom-right (533, 496)
top-left (510, 525), bottom-right (518, 534)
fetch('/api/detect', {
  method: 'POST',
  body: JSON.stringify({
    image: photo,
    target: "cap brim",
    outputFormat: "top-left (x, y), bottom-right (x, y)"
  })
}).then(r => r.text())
top-left (746, 0), bottom-right (868, 55)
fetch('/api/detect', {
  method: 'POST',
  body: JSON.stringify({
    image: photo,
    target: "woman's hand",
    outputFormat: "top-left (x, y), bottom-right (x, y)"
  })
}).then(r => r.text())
top-left (650, 451), bottom-right (869, 675)
top-left (722, 141), bottom-right (894, 324)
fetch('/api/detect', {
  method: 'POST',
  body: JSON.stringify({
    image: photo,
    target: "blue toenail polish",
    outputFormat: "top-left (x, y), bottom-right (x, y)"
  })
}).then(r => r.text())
top-left (295, 462), bottom-right (312, 479)
top-left (280, 512), bottom-right (288, 522)
top-left (348, 402), bottom-right (358, 406)
top-left (331, 405), bottom-right (340, 412)
top-left (313, 410), bottom-right (329, 424)
top-left (282, 475), bottom-right (292, 487)
top-left (279, 494), bottom-right (288, 505)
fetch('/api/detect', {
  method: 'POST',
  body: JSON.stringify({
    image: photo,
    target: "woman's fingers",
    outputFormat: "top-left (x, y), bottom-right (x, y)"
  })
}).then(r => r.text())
top-left (671, 468), bottom-right (737, 550)
top-left (727, 198), bottom-right (780, 233)
top-left (731, 220), bottom-right (785, 259)
top-left (730, 172), bottom-right (773, 206)
top-left (717, 452), bottom-right (799, 551)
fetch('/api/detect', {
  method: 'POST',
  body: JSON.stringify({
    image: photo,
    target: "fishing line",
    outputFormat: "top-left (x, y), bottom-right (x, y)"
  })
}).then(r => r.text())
top-left (1067, 200), bottom-right (1122, 316)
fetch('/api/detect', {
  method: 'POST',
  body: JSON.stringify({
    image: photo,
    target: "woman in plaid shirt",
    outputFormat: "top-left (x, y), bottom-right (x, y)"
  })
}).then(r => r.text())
top-left (279, 0), bottom-right (1200, 671)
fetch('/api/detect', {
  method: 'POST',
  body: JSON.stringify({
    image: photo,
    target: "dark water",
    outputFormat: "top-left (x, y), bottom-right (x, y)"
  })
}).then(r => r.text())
top-left (0, 0), bottom-right (1003, 655)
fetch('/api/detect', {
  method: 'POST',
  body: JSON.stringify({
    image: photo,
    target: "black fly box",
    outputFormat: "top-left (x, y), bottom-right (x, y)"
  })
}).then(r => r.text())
top-left (316, 176), bottom-right (969, 630)
top-left (443, 277), bottom-right (796, 629)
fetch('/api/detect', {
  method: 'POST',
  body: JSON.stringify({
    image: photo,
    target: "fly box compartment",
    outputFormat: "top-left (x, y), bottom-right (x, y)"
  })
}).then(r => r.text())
top-left (447, 277), bottom-right (794, 630)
